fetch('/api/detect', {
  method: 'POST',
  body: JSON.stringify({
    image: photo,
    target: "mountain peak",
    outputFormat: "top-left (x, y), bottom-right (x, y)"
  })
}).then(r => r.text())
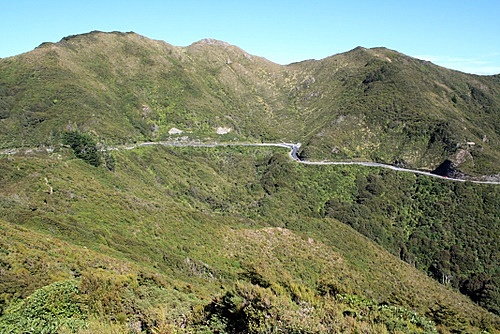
top-left (59, 30), bottom-right (136, 43)
top-left (191, 38), bottom-right (232, 47)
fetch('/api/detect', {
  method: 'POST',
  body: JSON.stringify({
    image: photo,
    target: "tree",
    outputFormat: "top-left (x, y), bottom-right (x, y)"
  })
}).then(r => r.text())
top-left (62, 131), bottom-right (102, 167)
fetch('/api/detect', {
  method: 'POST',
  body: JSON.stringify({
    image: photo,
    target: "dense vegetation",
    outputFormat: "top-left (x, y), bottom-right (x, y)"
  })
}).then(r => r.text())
top-left (323, 168), bottom-right (499, 314)
top-left (293, 49), bottom-right (500, 175)
top-left (0, 31), bottom-right (499, 332)
top-left (61, 130), bottom-right (115, 170)
top-left (0, 145), bottom-right (498, 332)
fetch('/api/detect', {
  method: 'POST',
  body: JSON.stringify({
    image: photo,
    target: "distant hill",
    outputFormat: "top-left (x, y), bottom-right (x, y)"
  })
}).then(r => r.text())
top-left (0, 31), bottom-right (499, 175)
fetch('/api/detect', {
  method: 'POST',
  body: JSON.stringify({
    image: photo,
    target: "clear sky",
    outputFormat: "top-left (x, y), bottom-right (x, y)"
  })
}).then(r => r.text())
top-left (1, 0), bottom-right (499, 74)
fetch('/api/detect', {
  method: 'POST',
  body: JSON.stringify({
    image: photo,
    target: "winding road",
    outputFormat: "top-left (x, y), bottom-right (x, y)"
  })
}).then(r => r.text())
top-left (129, 141), bottom-right (500, 185)
top-left (284, 143), bottom-right (500, 185)
top-left (2, 141), bottom-right (499, 185)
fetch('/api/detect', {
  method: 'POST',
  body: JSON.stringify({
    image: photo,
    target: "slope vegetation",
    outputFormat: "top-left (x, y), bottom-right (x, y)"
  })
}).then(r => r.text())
top-left (0, 146), bottom-right (498, 332)
top-left (291, 47), bottom-right (500, 175)
top-left (0, 31), bottom-right (499, 175)
top-left (0, 31), bottom-right (499, 332)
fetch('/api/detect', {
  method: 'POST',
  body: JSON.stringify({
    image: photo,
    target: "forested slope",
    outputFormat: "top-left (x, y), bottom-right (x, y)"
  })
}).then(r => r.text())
top-left (0, 30), bottom-right (499, 332)
top-left (0, 146), bottom-right (498, 332)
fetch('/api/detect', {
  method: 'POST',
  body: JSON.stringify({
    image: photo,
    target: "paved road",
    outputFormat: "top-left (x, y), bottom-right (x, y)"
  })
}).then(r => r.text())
top-left (283, 143), bottom-right (499, 185)
top-left (2, 141), bottom-right (499, 185)
top-left (264, 142), bottom-right (499, 185)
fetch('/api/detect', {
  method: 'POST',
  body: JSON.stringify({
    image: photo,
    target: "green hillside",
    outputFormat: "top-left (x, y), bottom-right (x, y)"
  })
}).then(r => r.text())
top-left (290, 47), bottom-right (500, 175)
top-left (0, 146), bottom-right (498, 333)
top-left (0, 31), bottom-right (499, 333)
top-left (1, 31), bottom-right (499, 175)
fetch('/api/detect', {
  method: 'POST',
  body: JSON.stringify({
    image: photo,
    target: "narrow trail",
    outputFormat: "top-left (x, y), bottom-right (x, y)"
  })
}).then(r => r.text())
top-left (2, 141), bottom-right (499, 185)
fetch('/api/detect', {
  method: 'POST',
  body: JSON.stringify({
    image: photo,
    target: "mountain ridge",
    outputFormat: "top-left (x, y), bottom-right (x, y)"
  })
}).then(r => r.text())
top-left (1, 30), bottom-right (499, 176)
top-left (2, 30), bottom-right (498, 77)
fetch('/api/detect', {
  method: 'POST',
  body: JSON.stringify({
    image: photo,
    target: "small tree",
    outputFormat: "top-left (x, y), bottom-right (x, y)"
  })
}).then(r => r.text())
top-left (62, 131), bottom-right (102, 167)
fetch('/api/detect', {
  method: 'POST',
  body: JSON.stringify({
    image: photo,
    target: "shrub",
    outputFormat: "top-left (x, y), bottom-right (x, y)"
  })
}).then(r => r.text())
top-left (0, 280), bottom-right (87, 333)
top-left (62, 131), bottom-right (102, 167)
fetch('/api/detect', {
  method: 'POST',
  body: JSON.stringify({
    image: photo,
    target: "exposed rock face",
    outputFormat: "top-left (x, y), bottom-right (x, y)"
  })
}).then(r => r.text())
top-left (168, 127), bottom-right (183, 135)
top-left (216, 127), bottom-right (231, 135)
top-left (432, 159), bottom-right (458, 178)
top-left (455, 149), bottom-right (473, 165)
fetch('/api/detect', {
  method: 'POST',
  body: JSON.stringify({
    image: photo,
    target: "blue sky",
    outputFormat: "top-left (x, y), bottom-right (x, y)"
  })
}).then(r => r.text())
top-left (1, 0), bottom-right (499, 74)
